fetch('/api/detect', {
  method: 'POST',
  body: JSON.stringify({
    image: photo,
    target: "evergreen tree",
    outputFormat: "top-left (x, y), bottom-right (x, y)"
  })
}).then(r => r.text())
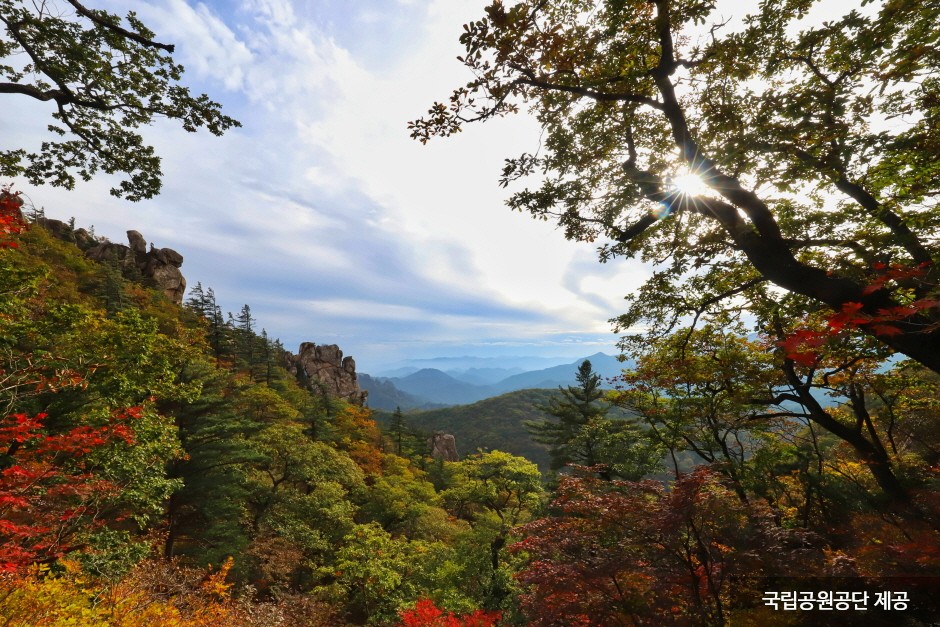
top-left (186, 284), bottom-right (230, 364)
top-left (524, 360), bottom-right (661, 480)
top-left (230, 304), bottom-right (257, 371)
top-left (525, 360), bottom-right (608, 471)
top-left (257, 329), bottom-right (286, 385)
top-left (184, 282), bottom-right (207, 317)
top-left (159, 361), bottom-right (265, 563)
top-left (204, 288), bottom-right (228, 363)
top-left (389, 406), bottom-right (406, 456)
top-left (96, 261), bottom-right (127, 314)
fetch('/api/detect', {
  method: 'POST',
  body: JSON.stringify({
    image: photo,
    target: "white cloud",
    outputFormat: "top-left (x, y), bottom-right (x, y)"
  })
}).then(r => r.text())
top-left (7, 0), bottom-right (637, 369)
top-left (130, 0), bottom-right (254, 91)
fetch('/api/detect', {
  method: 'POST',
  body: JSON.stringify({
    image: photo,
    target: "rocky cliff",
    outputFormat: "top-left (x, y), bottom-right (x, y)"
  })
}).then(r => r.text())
top-left (288, 342), bottom-right (367, 406)
top-left (86, 229), bottom-right (186, 304)
top-left (39, 218), bottom-right (187, 304)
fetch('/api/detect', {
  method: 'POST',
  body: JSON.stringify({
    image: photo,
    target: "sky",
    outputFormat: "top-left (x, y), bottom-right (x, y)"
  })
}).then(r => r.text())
top-left (4, 0), bottom-right (654, 372)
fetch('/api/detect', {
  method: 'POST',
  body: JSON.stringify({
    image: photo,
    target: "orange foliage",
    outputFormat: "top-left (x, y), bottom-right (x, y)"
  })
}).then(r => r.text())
top-left (779, 262), bottom-right (940, 364)
top-left (333, 405), bottom-right (384, 475)
top-left (0, 557), bottom-right (346, 626)
top-left (0, 558), bottom-right (238, 626)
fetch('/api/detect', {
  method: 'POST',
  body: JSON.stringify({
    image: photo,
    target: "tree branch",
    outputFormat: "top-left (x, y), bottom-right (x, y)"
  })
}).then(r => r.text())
top-left (784, 238), bottom-right (876, 264)
top-left (0, 82), bottom-right (60, 101)
top-left (515, 73), bottom-right (664, 109)
top-left (759, 141), bottom-right (932, 266)
top-left (63, 0), bottom-right (175, 53)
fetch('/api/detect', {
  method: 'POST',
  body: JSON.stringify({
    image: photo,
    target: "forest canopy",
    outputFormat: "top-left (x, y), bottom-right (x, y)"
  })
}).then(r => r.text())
top-left (0, 0), bottom-right (938, 624)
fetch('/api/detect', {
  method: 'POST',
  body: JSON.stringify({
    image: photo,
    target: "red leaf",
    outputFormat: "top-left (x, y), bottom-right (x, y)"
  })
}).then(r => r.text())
top-left (870, 324), bottom-right (904, 337)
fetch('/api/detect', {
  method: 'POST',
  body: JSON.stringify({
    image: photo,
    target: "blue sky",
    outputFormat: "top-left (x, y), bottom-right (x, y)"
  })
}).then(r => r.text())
top-left (5, 0), bottom-right (653, 371)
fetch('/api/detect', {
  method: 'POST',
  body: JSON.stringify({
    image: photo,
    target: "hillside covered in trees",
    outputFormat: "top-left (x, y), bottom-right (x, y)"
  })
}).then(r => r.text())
top-left (376, 388), bottom-right (641, 472)
top-left (0, 204), bottom-right (535, 625)
top-left (2, 208), bottom-right (938, 625)
top-left (2, 0), bottom-right (940, 625)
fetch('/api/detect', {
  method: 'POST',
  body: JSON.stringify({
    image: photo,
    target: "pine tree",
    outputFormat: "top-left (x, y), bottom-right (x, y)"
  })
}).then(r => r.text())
top-left (389, 406), bottom-right (406, 456)
top-left (204, 288), bottom-right (228, 362)
top-left (184, 282), bottom-right (207, 317)
top-left (96, 261), bottom-right (127, 314)
top-left (259, 329), bottom-right (271, 384)
top-left (160, 361), bottom-right (264, 562)
top-left (231, 304), bottom-right (256, 371)
top-left (186, 285), bottom-right (229, 363)
top-left (525, 360), bottom-right (609, 471)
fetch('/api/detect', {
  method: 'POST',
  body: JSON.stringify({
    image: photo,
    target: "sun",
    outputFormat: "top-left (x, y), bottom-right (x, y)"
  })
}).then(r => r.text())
top-left (670, 171), bottom-right (709, 197)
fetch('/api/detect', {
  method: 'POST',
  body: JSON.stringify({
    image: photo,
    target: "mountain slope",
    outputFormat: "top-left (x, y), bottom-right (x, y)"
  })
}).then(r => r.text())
top-left (489, 352), bottom-right (627, 394)
top-left (388, 368), bottom-right (488, 405)
top-left (359, 373), bottom-right (444, 411)
top-left (376, 389), bottom-right (559, 469)
top-left (364, 353), bottom-right (630, 408)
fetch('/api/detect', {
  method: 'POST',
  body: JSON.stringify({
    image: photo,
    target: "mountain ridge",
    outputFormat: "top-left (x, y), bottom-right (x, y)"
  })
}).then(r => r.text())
top-left (362, 352), bottom-right (630, 410)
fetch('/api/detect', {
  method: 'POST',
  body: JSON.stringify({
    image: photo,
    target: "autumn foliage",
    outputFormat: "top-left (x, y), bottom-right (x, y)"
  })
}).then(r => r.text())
top-left (0, 557), bottom-right (240, 626)
top-left (2, 179), bottom-right (938, 622)
top-left (398, 599), bottom-right (502, 627)
top-left (0, 189), bottom-right (25, 248)
top-left (512, 470), bottom-right (827, 625)
top-left (781, 263), bottom-right (940, 366)
top-left (0, 409), bottom-right (140, 571)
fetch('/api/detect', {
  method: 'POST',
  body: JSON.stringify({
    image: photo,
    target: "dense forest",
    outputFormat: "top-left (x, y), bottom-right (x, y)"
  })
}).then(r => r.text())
top-left (2, 0), bottom-right (940, 625)
top-left (1, 195), bottom-right (939, 625)
top-left (0, 205), bottom-right (531, 625)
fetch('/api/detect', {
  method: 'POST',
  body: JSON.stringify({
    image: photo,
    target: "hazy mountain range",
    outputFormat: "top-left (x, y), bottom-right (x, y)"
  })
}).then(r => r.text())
top-left (361, 352), bottom-right (631, 410)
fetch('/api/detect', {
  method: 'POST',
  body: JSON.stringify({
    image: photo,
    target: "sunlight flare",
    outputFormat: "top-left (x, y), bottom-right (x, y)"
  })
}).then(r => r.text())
top-left (670, 171), bottom-right (709, 197)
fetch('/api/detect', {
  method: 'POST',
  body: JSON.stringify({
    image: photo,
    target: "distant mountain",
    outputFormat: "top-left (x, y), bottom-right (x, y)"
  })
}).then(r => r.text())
top-left (444, 366), bottom-right (524, 386)
top-left (489, 352), bottom-right (629, 395)
top-left (388, 368), bottom-right (486, 405)
top-left (359, 373), bottom-right (444, 411)
top-left (363, 353), bottom-right (632, 409)
top-left (374, 354), bottom-right (571, 375)
top-left (372, 366), bottom-right (420, 378)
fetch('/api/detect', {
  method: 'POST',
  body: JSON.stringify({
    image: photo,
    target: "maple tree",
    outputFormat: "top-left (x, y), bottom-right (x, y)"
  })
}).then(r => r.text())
top-left (412, 0), bottom-right (940, 373)
top-left (398, 598), bottom-right (501, 627)
top-left (0, 0), bottom-right (239, 200)
top-left (513, 470), bottom-right (823, 625)
top-left (0, 408), bottom-right (138, 571)
top-left (0, 189), bottom-right (25, 248)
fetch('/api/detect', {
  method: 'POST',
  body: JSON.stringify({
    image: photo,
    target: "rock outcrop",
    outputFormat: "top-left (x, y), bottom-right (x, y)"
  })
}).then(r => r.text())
top-left (429, 432), bottom-right (459, 461)
top-left (289, 342), bottom-right (367, 406)
top-left (80, 229), bottom-right (187, 304)
top-left (34, 217), bottom-right (100, 252)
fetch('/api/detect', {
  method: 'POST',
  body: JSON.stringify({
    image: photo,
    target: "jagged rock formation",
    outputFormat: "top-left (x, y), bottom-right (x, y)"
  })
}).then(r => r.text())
top-left (36, 218), bottom-right (187, 304)
top-left (429, 431), bottom-right (459, 461)
top-left (289, 342), bottom-right (367, 406)
top-left (81, 229), bottom-right (186, 304)
top-left (35, 217), bottom-right (95, 250)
